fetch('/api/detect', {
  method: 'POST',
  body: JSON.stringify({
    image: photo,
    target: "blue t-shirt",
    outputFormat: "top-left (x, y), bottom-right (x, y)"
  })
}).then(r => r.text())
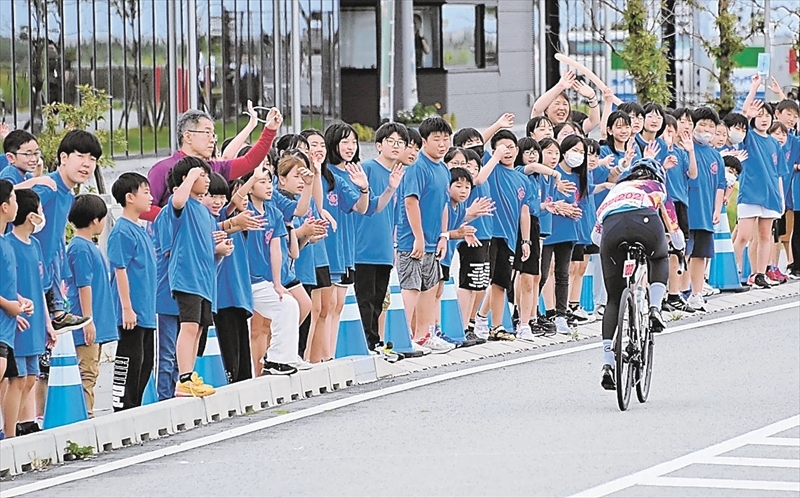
top-left (591, 165), bottom-right (612, 207)
top-left (293, 204), bottom-right (318, 286)
top-left (7, 234), bottom-right (47, 356)
top-left (108, 217), bottom-right (157, 328)
top-left (688, 143), bottom-right (726, 232)
top-left (0, 154), bottom-right (7, 172)
top-left (442, 201), bottom-right (466, 268)
top-left (0, 235), bottom-right (17, 348)
top-left (466, 181), bottom-right (493, 240)
top-left (65, 236), bottom-right (118, 346)
top-left (322, 170), bottom-right (361, 274)
top-left (355, 159), bottom-right (396, 265)
top-left (486, 165), bottom-right (531, 249)
top-left (247, 199), bottom-right (288, 285)
top-left (396, 153), bottom-right (451, 253)
top-left (215, 211), bottom-right (253, 314)
top-left (32, 171), bottom-right (74, 268)
top-left (515, 167), bottom-right (543, 218)
top-left (330, 166), bottom-right (376, 269)
top-left (0, 165), bottom-right (32, 185)
top-left (545, 166), bottom-right (581, 245)
top-left (576, 183), bottom-right (596, 246)
top-left (634, 135), bottom-right (669, 165)
top-left (169, 197), bottom-right (218, 304)
top-left (665, 146), bottom-right (690, 205)
top-left (538, 175), bottom-right (556, 237)
top-left (152, 202), bottom-right (179, 316)
top-left (785, 135), bottom-right (800, 210)
top-left (739, 131), bottom-right (787, 213)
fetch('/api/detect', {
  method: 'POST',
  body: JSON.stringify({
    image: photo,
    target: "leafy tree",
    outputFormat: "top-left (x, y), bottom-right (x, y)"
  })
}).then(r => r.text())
top-left (617, 0), bottom-right (672, 105)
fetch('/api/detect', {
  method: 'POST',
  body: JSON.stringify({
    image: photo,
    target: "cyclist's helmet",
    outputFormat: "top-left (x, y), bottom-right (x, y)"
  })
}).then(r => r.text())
top-left (623, 157), bottom-right (665, 184)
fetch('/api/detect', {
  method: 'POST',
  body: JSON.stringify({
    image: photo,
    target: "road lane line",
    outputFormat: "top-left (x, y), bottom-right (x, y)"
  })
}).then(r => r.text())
top-left (571, 415), bottom-right (800, 497)
top-left (3, 301), bottom-right (798, 498)
top-left (750, 437), bottom-right (800, 447)
top-left (701, 456), bottom-right (800, 468)
top-left (648, 476), bottom-right (800, 492)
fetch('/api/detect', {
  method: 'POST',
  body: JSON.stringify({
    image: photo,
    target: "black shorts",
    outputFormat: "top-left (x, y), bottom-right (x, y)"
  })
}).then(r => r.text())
top-left (514, 216), bottom-right (541, 275)
top-left (571, 244), bottom-right (586, 262)
top-left (674, 201), bottom-right (689, 237)
top-left (774, 217), bottom-right (786, 243)
top-left (584, 243), bottom-right (599, 255)
top-left (441, 265), bottom-right (451, 282)
top-left (687, 229), bottom-right (715, 259)
top-left (311, 266), bottom-right (332, 290)
top-left (285, 279), bottom-right (303, 291)
top-left (489, 237), bottom-right (514, 290)
top-left (174, 291), bottom-right (214, 327)
top-left (337, 267), bottom-right (355, 287)
top-left (2, 345), bottom-right (19, 378)
top-left (458, 240), bottom-right (491, 290)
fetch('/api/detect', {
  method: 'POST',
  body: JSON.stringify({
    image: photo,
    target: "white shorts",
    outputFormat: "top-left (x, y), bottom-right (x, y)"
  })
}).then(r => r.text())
top-left (737, 203), bottom-right (782, 220)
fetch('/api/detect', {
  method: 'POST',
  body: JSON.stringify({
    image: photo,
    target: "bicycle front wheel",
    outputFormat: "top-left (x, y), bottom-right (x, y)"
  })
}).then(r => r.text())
top-left (636, 316), bottom-right (654, 403)
top-left (615, 288), bottom-right (635, 411)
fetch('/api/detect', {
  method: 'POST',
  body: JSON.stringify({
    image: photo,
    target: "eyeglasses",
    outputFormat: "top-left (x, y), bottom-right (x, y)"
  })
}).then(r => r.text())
top-left (14, 150), bottom-right (42, 161)
top-left (448, 161), bottom-right (467, 167)
top-left (187, 130), bottom-right (218, 141)
top-left (522, 150), bottom-right (538, 157)
top-left (384, 138), bottom-right (406, 148)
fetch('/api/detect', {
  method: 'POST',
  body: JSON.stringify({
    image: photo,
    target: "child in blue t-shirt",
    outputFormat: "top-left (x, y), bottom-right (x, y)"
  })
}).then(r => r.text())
top-left (168, 158), bottom-right (233, 397)
top-left (108, 172), bottom-right (158, 410)
top-left (65, 194), bottom-right (118, 417)
top-left (1, 131), bottom-right (38, 185)
top-left (246, 166), bottom-right (301, 375)
top-left (685, 107), bottom-right (727, 310)
top-left (3, 189), bottom-right (54, 438)
top-left (772, 99), bottom-right (800, 277)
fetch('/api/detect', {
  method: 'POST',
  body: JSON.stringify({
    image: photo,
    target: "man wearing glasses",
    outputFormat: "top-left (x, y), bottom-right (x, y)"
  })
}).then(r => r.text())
top-left (143, 107), bottom-right (283, 221)
top-left (1, 130), bottom-right (41, 186)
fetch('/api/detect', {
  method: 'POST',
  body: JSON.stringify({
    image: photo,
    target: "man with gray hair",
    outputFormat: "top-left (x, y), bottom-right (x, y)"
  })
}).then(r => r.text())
top-left (143, 106), bottom-right (282, 221)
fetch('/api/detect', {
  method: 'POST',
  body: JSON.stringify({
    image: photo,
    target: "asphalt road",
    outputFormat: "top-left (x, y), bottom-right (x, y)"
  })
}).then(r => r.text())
top-left (9, 299), bottom-right (800, 497)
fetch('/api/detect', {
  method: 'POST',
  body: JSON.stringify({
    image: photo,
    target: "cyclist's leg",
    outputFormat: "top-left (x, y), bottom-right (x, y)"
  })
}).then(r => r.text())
top-left (644, 219), bottom-right (670, 308)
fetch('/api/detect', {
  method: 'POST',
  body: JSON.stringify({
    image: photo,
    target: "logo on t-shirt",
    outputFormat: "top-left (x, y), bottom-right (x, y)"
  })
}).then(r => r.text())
top-left (517, 187), bottom-right (525, 201)
top-left (773, 152), bottom-right (778, 165)
top-left (710, 161), bottom-right (718, 174)
top-left (263, 228), bottom-right (275, 244)
top-left (327, 191), bottom-right (339, 207)
top-left (39, 261), bottom-right (44, 279)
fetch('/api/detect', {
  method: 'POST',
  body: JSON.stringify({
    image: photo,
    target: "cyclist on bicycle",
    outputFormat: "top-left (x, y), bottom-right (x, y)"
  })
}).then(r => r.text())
top-left (591, 157), bottom-right (685, 390)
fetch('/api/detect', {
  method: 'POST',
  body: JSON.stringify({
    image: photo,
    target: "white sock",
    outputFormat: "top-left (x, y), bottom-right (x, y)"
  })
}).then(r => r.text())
top-left (602, 339), bottom-right (614, 366)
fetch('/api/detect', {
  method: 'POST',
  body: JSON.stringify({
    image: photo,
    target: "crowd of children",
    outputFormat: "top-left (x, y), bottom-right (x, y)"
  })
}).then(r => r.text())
top-left (0, 70), bottom-right (798, 437)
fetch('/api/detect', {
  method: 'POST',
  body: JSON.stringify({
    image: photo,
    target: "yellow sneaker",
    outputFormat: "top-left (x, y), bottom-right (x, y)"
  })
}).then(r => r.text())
top-left (175, 372), bottom-right (216, 397)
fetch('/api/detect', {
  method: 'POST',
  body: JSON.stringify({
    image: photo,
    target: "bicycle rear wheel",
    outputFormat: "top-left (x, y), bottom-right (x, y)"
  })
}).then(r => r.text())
top-left (615, 288), bottom-right (635, 411)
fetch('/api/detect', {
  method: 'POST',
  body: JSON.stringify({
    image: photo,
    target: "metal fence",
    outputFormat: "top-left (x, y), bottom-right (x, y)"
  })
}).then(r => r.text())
top-left (0, 0), bottom-right (340, 158)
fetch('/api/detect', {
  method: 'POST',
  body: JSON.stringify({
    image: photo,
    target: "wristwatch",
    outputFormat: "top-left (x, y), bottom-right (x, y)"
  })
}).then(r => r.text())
top-left (440, 232), bottom-right (450, 241)
top-left (521, 239), bottom-right (532, 246)
top-left (359, 186), bottom-right (370, 194)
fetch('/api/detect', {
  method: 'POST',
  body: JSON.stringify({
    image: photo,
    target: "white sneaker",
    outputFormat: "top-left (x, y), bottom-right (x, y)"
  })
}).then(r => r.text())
top-left (595, 305), bottom-right (605, 316)
top-left (555, 316), bottom-right (571, 335)
top-left (420, 334), bottom-right (455, 354)
top-left (474, 316), bottom-right (490, 340)
top-left (687, 293), bottom-right (706, 311)
top-left (290, 357), bottom-right (314, 370)
top-left (572, 306), bottom-right (594, 323)
top-left (517, 323), bottom-right (536, 341)
top-left (702, 282), bottom-right (720, 297)
top-left (411, 341), bottom-right (431, 355)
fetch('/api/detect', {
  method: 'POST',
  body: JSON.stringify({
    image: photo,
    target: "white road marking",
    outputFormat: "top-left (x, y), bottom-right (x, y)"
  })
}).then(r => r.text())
top-left (2, 301), bottom-right (798, 498)
top-left (750, 437), bottom-right (800, 447)
top-left (571, 414), bottom-right (800, 497)
top-left (648, 476), bottom-right (800, 492)
top-left (699, 456), bottom-right (800, 468)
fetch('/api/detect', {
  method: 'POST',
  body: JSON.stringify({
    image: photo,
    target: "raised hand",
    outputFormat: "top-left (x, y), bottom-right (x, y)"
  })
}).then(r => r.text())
top-left (743, 99), bottom-right (764, 119)
top-left (598, 155), bottom-right (615, 168)
top-left (298, 166), bottom-right (315, 185)
top-left (345, 163), bottom-right (369, 190)
top-left (232, 210), bottom-right (266, 231)
top-left (558, 70), bottom-right (577, 91)
top-left (573, 79), bottom-right (596, 99)
top-left (678, 129), bottom-right (695, 153)
top-left (388, 164), bottom-right (405, 189)
top-left (266, 107), bottom-right (283, 130)
top-left (466, 196), bottom-right (495, 218)
top-left (664, 155), bottom-right (679, 170)
top-left (643, 141), bottom-right (661, 159)
top-left (245, 100), bottom-right (258, 123)
top-left (768, 76), bottom-right (781, 95)
top-left (495, 113), bottom-right (515, 129)
top-left (0, 122), bottom-right (9, 140)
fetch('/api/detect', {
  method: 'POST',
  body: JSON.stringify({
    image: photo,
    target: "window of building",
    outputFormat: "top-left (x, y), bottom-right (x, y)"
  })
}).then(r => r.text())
top-left (441, 4), bottom-right (498, 70)
top-left (414, 6), bottom-right (440, 69)
top-left (341, 7), bottom-right (377, 69)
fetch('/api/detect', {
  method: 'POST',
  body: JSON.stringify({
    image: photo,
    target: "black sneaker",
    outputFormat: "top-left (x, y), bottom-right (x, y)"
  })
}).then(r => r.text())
top-left (649, 306), bottom-right (666, 333)
top-left (462, 329), bottom-right (486, 347)
top-left (537, 315), bottom-right (557, 336)
top-left (51, 313), bottom-right (93, 334)
top-left (664, 297), bottom-right (696, 314)
top-left (262, 361), bottom-right (298, 376)
top-left (488, 326), bottom-right (515, 341)
top-left (753, 273), bottom-right (772, 289)
top-left (529, 320), bottom-right (546, 337)
top-left (601, 364), bottom-right (615, 391)
top-left (16, 421), bottom-right (42, 437)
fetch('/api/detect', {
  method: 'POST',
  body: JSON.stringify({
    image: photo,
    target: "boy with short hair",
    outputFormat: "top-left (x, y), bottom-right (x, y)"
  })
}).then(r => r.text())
top-left (108, 172), bottom-right (158, 409)
top-left (169, 158), bottom-right (232, 395)
top-left (1, 130), bottom-right (39, 185)
top-left (354, 122), bottom-right (408, 351)
top-left (16, 130), bottom-right (100, 333)
top-left (65, 194), bottom-right (118, 417)
top-left (685, 107), bottom-right (726, 311)
top-left (2, 189), bottom-right (55, 438)
top-left (395, 117), bottom-right (454, 353)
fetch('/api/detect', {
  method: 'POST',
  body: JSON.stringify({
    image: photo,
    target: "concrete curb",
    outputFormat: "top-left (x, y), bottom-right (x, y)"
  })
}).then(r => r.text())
top-left (0, 282), bottom-right (797, 478)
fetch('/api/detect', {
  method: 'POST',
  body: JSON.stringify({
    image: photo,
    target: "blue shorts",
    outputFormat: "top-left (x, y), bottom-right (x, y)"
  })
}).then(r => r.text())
top-left (687, 229), bottom-right (715, 259)
top-left (15, 354), bottom-right (40, 377)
